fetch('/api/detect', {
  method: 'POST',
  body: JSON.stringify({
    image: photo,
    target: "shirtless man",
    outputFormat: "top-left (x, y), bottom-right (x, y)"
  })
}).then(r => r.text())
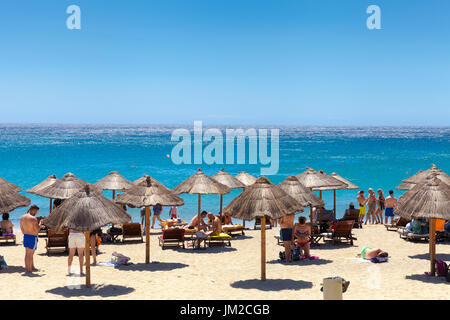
top-left (189, 211), bottom-right (208, 230)
top-left (356, 190), bottom-right (367, 224)
top-left (207, 213), bottom-right (222, 236)
top-left (279, 213), bottom-right (295, 262)
top-left (20, 205), bottom-right (41, 273)
top-left (366, 188), bottom-right (377, 225)
top-left (1, 213), bottom-right (14, 234)
top-left (293, 216), bottom-right (312, 259)
top-left (384, 190), bottom-right (398, 224)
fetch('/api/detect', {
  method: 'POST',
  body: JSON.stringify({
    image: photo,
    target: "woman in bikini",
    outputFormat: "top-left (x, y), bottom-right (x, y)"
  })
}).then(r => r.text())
top-left (293, 216), bottom-right (311, 259)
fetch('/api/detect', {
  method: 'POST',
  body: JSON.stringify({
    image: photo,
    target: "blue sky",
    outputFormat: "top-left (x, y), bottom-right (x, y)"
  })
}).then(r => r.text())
top-left (0, 0), bottom-right (449, 125)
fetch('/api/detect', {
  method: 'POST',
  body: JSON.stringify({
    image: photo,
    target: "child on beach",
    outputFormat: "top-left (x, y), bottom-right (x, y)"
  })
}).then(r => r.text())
top-left (357, 190), bottom-right (367, 224)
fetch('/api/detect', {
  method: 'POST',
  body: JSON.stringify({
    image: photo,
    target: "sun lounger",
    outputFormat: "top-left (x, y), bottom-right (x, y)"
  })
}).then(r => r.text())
top-left (159, 227), bottom-right (185, 249)
top-left (274, 235), bottom-right (283, 246)
top-left (45, 229), bottom-right (69, 255)
top-left (0, 234), bottom-right (16, 245)
top-left (398, 228), bottom-right (429, 241)
top-left (340, 209), bottom-right (362, 228)
top-left (385, 217), bottom-right (409, 231)
top-left (322, 220), bottom-right (356, 245)
top-left (254, 216), bottom-right (272, 230)
top-left (222, 224), bottom-right (245, 236)
top-left (122, 223), bottom-right (143, 243)
top-left (208, 232), bottom-right (232, 247)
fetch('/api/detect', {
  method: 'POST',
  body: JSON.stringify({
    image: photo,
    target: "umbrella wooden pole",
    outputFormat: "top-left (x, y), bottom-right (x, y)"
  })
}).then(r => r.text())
top-left (49, 198), bottom-right (53, 214)
top-left (113, 190), bottom-right (116, 200)
top-left (145, 206), bottom-right (150, 264)
top-left (197, 194), bottom-right (201, 228)
top-left (310, 206), bottom-right (313, 223)
top-left (333, 190), bottom-right (336, 219)
top-left (319, 190), bottom-right (322, 200)
top-left (429, 218), bottom-right (436, 276)
top-left (242, 188), bottom-right (246, 228)
top-left (220, 194), bottom-right (223, 217)
top-left (261, 216), bottom-right (266, 281)
top-left (85, 231), bottom-right (91, 288)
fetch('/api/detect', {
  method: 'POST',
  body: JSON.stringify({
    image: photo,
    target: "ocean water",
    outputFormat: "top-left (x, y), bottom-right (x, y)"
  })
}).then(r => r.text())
top-left (1, 124), bottom-right (449, 228)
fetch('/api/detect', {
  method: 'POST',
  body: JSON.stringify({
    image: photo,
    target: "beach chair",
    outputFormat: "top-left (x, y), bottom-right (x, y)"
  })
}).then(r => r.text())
top-left (340, 209), bottom-right (362, 229)
top-left (159, 227), bottom-right (185, 249)
top-left (385, 217), bottom-right (409, 231)
top-left (222, 224), bottom-right (245, 236)
top-left (122, 223), bottom-right (143, 243)
top-left (403, 232), bottom-right (429, 242)
top-left (309, 223), bottom-right (324, 246)
top-left (45, 229), bottom-right (69, 255)
top-left (323, 220), bottom-right (356, 245)
top-left (0, 234), bottom-right (16, 245)
top-left (208, 232), bottom-right (232, 247)
top-left (254, 216), bottom-right (272, 230)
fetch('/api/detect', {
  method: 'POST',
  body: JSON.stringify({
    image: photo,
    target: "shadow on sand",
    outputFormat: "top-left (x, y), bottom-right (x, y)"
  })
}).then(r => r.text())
top-left (174, 246), bottom-right (238, 254)
top-left (46, 284), bottom-right (135, 298)
top-left (116, 261), bottom-right (188, 272)
top-left (405, 274), bottom-right (449, 285)
top-left (408, 253), bottom-right (450, 261)
top-left (310, 243), bottom-right (358, 251)
top-left (231, 279), bottom-right (313, 291)
top-left (267, 258), bottom-right (333, 266)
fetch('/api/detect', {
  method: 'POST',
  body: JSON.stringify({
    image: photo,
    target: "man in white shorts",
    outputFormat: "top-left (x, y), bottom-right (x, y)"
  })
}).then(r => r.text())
top-left (67, 229), bottom-right (85, 276)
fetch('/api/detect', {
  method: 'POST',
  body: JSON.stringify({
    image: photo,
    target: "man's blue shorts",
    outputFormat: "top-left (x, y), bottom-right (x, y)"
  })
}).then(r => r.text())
top-left (23, 234), bottom-right (38, 250)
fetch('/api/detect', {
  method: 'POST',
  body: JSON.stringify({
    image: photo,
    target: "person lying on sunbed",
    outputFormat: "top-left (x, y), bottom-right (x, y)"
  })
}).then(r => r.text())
top-left (293, 216), bottom-right (311, 259)
top-left (358, 247), bottom-right (388, 260)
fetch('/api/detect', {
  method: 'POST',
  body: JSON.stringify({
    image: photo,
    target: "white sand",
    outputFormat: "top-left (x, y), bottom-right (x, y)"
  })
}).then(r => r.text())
top-left (1, 225), bottom-right (449, 300)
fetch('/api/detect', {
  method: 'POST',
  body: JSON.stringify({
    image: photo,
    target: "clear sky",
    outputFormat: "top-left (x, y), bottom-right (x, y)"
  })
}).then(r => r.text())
top-left (0, 0), bottom-right (449, 125)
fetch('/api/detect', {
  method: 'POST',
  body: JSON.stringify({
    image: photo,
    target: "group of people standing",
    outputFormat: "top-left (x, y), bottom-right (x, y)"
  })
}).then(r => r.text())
top-left (357, 188), bottom-right (398, 225)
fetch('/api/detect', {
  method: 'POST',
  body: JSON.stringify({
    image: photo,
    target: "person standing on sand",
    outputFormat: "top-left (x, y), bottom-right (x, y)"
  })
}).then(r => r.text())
top-left (279, 214), bottom-right (295, 263)
top-left (19, 204), bottom-right (41, 273)
top-left (356, 190), bottom-right (367, 224)
top-left (376, 189), bottom-right (385, 224)
top-left (67, 229), bottom-right (85, 276)
top-left (366, 188), bottom-right (377, 225)
top-left (384, 190), bottom-right (398, 224)
top-left (151, 203), bottom-right (164, 228)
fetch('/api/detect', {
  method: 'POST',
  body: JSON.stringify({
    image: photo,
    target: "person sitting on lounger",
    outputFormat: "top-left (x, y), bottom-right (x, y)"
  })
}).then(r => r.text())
top-left (207, 213), bottom-right (222, 236)
top-left (358, 246), bottom-right (388, 260)
top-left (411, 218), bottom-right (428, 235)
top-left (1, 213), bottom-right (14, 235)
top-left (188, 211), bottom-right (208, 231)
top-left (293, 216), bottom-right (311, 259)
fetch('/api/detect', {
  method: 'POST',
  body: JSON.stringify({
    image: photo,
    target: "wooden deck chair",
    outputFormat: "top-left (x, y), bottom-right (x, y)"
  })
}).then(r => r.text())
top-left (45, 229), bottom-right (69, 255)
top-left (385, 217), bottom-right (409, 231)
top-left (222, 224), bottom-right (245, 236)
top-left (341, 209), bottom-right (362, 228)
top-left (0, 234), bottom-right (16, 245)
top-left (122, 223), bottom-right (143, 243)
top-left (323, 220), bottom-right (356, 245)
top-left (159, 227), bottom-right (185, 249)
top-left (208, 232), bottom-right (232, 247)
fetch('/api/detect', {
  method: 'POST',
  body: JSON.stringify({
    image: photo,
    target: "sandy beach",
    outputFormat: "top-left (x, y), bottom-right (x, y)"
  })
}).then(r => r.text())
top-left (1, 225), bottom-right (449, 300)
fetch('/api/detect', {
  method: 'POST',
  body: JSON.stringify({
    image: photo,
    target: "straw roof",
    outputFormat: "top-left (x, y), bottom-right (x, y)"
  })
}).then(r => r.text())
top-left (115, 175), bottom-right (184, 207)
top-left (223, 177), bottom-right (304, 220)
top-left (43, 185), bottom-right (131, 232)
top-left (94, 171), bottom-right (133, 191)
top-left (277, 176), bottom-right (325, 207)
top-left (0, 186), bottom-right (31, 214)
top-left (212, 169), bottom-right (245, 189)
top-left (172, 169), bottom-right (231, 195)
top-left (395, 175), bottom-right (450, 220)
top-left (329, 173), bottom-right (358, 189)
top-left (34, 173), bottom-right (99, 199)
top-left (402, 165), bottom-right (450, 185)
top-left (396, 181), bottom-right (416, 191)
top-left (296, 168), bottom-right (347, 189)
top-left (0, 176), bottom-right (22, 192)
top-left (235, 171), bottom-right (257, 187)
top-left (26, 175), bottom-right (57, 194)
top-left (133, 174), bottom-right (150, 185)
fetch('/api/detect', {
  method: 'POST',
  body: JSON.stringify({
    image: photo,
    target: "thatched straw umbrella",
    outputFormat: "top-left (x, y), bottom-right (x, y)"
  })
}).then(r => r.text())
top-left (0, 176), bottom-right (22, 193)
top-left (173, 169), bottom-right (231, 229)
top-left (278, 176), bottom-right (324, 223)
top-left (115, 176), bottom-right (184, 264)
top-left (401, 165), bottom-right (450, 188)
top-left (212, 169), bottom-right (245, 222)
top-left (395, 174), bottom-right (450, 276)
top-left (296, 168), bottom-right (347, 221)
top-left (236, 171), bottom-right (257, 187)
top-left (33, 173), bottom-right (96, 200)
top-left (94, 171), bottom-right (133, 199)
top-left (396, 181), bottom-right (417, 191)
top-left (223, 177), bottom-right (303, 281)
top-left (43, 184), bottom-right (130, 288)
top-left (0, 186), bottom-right (31, 214)
top-left (26, 175), bottom-right (58, 213)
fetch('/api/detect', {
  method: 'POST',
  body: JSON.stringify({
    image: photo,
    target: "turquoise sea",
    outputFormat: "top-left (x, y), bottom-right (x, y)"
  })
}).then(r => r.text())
top-left (1, 125), bottom-right (449, 228)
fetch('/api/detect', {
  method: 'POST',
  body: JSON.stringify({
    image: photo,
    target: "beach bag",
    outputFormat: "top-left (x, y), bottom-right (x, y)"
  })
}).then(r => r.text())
top-left (292, 246), bottom-right (302, 261)
top-left (435, 259), bottom-right (448, 277)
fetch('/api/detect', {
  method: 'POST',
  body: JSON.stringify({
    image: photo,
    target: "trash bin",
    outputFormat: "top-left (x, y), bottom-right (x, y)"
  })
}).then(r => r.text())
top-left (321, 277), bottom-right (349, 300)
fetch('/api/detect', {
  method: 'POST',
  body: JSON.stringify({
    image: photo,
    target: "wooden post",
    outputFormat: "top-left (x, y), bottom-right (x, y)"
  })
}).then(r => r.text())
top-left (333, 190), bottom-right (336, 219)
top-left (429, 218), bottom-right (436, 276)
top-left (310, 206), bottom-right (313, 223)
top-left (113, 190), bottom-right (116, 200)
top-left (49, 198), bottom-right (53, 214)
top-left (197, 194), bottom-right (201, 228)
top-left (242, 188), bottom-right (246, 228)
top-left (85, 231), bottom-right (91, 288)
top-left (220, 194), bottom-right (223, 219)
top-left (261, 216), bottom-right (266, 281)
top-left (319, 190), bottom-right (322, 200)
top-left (145, 206), bottom-right (150, 264)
